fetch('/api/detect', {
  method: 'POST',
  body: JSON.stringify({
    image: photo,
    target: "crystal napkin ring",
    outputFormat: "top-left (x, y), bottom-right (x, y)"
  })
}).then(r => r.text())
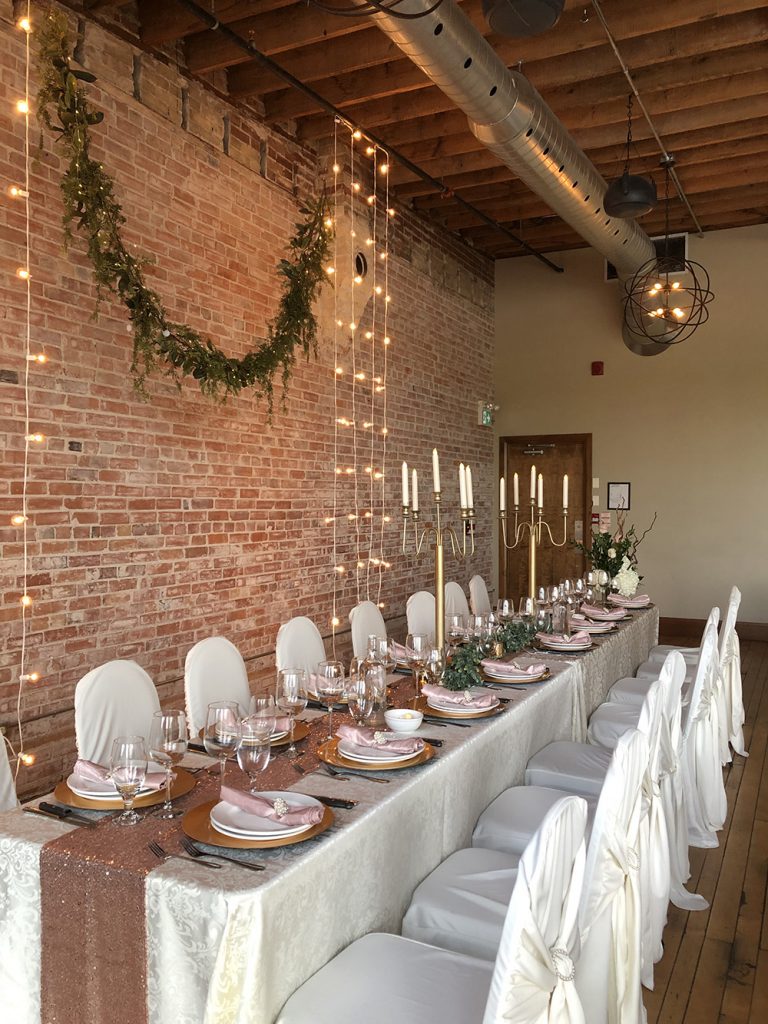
top-left (273, 797), bottom-right (289, 819)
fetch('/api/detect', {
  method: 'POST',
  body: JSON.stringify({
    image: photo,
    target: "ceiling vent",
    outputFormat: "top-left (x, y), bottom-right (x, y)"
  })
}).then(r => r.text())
top-left (482, 0), bottom-right (565, 37)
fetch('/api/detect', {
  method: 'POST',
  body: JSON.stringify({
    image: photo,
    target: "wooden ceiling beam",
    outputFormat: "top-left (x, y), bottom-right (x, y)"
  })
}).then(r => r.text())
top-left (386, 93), bottom-right (768, 187)
top-left (138, 0), bottom-right (296, 46)
top-left (297, 43), bottom-right (768, 139)
top-left (228, 0), bottom-right (762, 100)
top-left (267, 9), bottom-right (767, 124)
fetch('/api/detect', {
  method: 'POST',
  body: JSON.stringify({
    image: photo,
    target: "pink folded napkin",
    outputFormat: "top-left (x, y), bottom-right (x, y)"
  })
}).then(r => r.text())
top-left (336, 723), bottom-right (424, 755)
top-left (421, 684), bottom-right (497, 708)
top-left (72, 758), bottom-right (169, 791)
top-left (536, 631), bottom-right (591, 646)
top-left (273, 716), bottom-right (291, 733)
top-left (580, 603), bottom-right (626, 620)
top-left (480, 659), bottom-right (547, 676)
top-left (220, 785), bottom-right (323, 826)
top-left (608, 593), bottom-right (650, 608)
top-left (390, 641), bottom-right (413, 661)
top-left (571, 614), bottom-right (612, 628)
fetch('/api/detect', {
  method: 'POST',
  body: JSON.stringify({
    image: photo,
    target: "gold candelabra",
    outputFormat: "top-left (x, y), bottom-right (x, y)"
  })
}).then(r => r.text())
top-left (402, 493), bottom-right (475, 650)
top-left (499, 472), bottom-right (569, 601)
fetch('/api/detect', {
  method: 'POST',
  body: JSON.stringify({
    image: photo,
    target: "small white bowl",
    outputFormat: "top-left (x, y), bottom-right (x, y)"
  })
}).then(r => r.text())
top-left (384, 708), bottom-right (424, 734)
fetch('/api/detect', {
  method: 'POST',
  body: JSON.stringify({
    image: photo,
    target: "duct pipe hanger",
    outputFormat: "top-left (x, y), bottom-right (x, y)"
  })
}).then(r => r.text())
top-left (176, 0), bottom-right (564, 272)
top-left (590, 0), bottom-right (704, 237)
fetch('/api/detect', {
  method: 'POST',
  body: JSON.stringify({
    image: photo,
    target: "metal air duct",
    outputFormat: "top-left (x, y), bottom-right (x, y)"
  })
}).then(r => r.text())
top-left (356, 0), bottom-right (667, 354)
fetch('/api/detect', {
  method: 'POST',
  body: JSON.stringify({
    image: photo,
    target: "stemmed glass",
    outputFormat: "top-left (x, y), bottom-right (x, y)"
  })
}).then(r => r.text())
top-left (347, 669), bottom-right (375, 725)
top-left (148, 710), bottom-right (188, 820)
top-left (249, 694), bottom-right (278, 739)
top-left (496, 599), bottom-right (512, 620)
top-left (447, 614), bottom-right (465, 646)
top-left (370, 636), bottom-right (395, 674)
top-left (204, 701), bottom-right (241, 784)
top-left (315, 660), bottom-right (345, 740)
top-left (237, 716), bottom-right (272, 794)
top-left (109, 735), bottom-right (148, 826)
top-left (425, 647), bottom-right (446, 685)
top-left (405, 632), bottom-right (430, 695)
top-left (276, 669), bottom-right (308, 758)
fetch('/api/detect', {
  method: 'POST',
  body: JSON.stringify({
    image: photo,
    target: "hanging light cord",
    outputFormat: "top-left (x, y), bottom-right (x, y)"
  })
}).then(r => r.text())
top-left (590, 0), bottom-right (704, 236)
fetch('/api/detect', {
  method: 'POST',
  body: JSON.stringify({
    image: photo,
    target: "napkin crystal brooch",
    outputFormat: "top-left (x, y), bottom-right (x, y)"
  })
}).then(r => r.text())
top-left (373, 731), bottom-right (387, 745)
top-left (273, 797), bottom-right (289, 819)
top-left (463, 689), bottom-right (473, 704)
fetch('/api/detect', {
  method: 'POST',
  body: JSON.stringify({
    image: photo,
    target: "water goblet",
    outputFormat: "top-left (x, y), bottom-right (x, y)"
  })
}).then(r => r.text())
top-left (518, 596), bottom-right (535, 624)
top-left (204, 701), bottom-right (241, 785)
top-left (276, 669), bottom-right (308, 758)
top-left (236, 717), bottom-right (272, 794)
top-left (315, 660), bottom-right (345, 740)
top-left (347, 670), bottom-right (375, 725)
top-left (249, 694), bottom-right (278, 740)
top-left (405, 633), bottom-right (430, 695)
top-left (109, 735), bottom-right (148, 826)
top-left (447, 614), bottom-right (466, 646)
top-left (148, 710), bottom-right (188, 820)
top-left (425, 647), bottom-right (446, 685)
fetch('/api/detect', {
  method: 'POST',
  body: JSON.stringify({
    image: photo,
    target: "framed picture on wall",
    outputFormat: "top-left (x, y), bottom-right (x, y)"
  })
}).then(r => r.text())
top-left (607, 482), bottom-right (631, 510)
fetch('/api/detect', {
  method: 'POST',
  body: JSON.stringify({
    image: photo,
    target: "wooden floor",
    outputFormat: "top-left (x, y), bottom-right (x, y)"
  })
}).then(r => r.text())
top-left (645, 639), bottom-right (768, 1024)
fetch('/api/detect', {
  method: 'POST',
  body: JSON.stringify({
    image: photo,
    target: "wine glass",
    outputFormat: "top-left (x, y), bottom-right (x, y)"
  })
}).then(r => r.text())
top-left (315, 660), bottom-right (345, 740)
top-left (469, 614), bottom-right (486, 638)
top-left (204, 701), bottom-right (241, 784)
top-left (276, 668), bottom-right (308, 758)
top-left (249, 694), bottom-right (278, 741)
top-left (148, 710), bottom-right (188, 820)
top-left (347, 670), bottom-right (374, 725)
top-left (405, 633), bottom-right (429, 694)
top-left (237, 717), bottom-right (272, 794)
top-left (425, 647), bottom-right (446, 685)
top-left (496, 599), bottom-right (512, 620)
top-left (109, 735), bottom-right (148, 826)
top-left (447, 614), bottom-right (465, 646)
top-left (370, 636), bottom-right (394, 674)
top-left (518, 596), bottom-right (535, 624)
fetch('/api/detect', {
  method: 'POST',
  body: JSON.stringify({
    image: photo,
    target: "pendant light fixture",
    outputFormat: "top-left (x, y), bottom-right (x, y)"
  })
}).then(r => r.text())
top-left (623, 156), bottom-right (714, 346)
top-left (604, 95), bottom-right (657, 219)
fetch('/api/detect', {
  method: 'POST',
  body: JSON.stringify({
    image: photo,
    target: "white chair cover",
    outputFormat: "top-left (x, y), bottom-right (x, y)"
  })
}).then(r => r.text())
top-left (74, 659), bottom-right (161, 765)
top-left (524, 742), bottom-right (613, 798)
top-left (469, 574), bottom-right (492, 616)
top-left (643, 605), bottom-right (720, 667)
top-left (348, 601), bottom-right (387, 659)
top-left (184, 636), bottom-right (251, 736)
top-left (576, 730), bottom-right (647, 1024)
top-left (718, 586), bottom-right (746, 758)
top-left (0, 737), bottom-right (18, 812)
top-left (405, 590), bottom-right (435, 638)
top-left (682, 622), bottom-right (726, 848)
top-left (445, 581), bottom-right (471, 620)
top-left (473, 786), bottom-right (598, 858)
top-left (482, 795), bottom-right (588, 1024)
top-left (275, 616), bottom-right (326, 674)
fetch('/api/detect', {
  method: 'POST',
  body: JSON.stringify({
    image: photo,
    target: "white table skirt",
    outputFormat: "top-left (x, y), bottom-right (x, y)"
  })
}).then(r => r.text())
top-left (0, 609), bottom-right (658, 1024)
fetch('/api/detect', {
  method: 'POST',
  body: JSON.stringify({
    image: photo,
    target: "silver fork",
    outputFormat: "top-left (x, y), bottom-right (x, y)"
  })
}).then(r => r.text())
top-left (179, 835), bottom-right (265, 872)
top-left (148, 839), bottom-right (222, 870)
top-left (322, 764), bottom-right (390, 784)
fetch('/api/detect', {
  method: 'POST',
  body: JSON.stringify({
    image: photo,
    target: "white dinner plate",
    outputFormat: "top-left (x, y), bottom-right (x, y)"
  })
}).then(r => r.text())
top-left (483, 665), bottom-right (548, 682)
top-left (581, 608), bottom-right (626, 621)
top-left (210, 791), bottom-right (322, 838)
top-left (571, 619), bottom-right (614, 634)
top-left (539, 639), bottom-right (592, 652)
top-left (269, 730), bottom-right (288, 742)
top-left (337, 740), bottom-right (419, 763)
top-left (66, 763), bottom-right (166, 800)
top-left (426, 696), bottom-right (500, 715)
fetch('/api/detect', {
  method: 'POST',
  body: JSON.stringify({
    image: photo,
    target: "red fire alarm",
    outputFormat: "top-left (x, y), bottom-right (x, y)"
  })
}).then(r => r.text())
top-left (591, 361), bottom-right (604, 376)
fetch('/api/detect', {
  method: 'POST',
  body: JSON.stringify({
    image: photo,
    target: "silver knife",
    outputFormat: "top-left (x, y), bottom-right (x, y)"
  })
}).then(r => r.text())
top-left (24, 805), bottom-right (98, 828)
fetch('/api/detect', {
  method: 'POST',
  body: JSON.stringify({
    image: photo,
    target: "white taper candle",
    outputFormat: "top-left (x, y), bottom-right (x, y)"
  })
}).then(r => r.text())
top-left (499, 476), bottom-right (506, 512)
top-left (459, 463), bottom-right (467, 509)
top-left (412, 468), bottom-right (419, 512)
top-left (563, 474), bottom-right (569, 510)
top-left (432, 448), bottom-right (441, 493)
top-left (466, 465), bottom-right (474, 509)
top-left (402, 462), bottom-right (409, 507)
top-left (530, 465), bottom-right (536, 500)
top-left (537, 473), bottom-right (543, 509)
top-left (513, 472), bottom-right (519, 508)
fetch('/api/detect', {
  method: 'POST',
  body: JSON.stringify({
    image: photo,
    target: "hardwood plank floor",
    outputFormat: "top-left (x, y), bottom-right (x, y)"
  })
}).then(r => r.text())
top-left (645, 639), bottom-right (768, 1024)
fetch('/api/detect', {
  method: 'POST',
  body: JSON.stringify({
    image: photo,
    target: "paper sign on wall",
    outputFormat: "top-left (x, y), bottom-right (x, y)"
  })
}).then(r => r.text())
top-left (574, 519), bottom-right (584, 543)
top-left (599, 512), bottom-right (612, 532)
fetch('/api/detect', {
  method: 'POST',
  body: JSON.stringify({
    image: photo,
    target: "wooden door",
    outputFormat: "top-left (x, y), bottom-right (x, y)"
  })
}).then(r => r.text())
top-left (498, 434), bottom-right (591, 603)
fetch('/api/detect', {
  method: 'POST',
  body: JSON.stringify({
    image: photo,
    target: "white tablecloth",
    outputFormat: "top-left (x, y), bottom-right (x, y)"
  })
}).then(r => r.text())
top-left (0, 608), bottom-right (658, 1024)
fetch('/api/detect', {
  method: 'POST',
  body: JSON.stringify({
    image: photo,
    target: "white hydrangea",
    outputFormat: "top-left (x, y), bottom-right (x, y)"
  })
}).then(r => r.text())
top-left (608, 547), bottom-right (616, 559)
top-left (613, 556), bottom-right (640, 597)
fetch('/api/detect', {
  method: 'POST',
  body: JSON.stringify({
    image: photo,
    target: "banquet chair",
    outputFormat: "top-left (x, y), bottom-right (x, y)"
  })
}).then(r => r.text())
top-left (184, 636), bottom-right (251, 736)
top-left (641, 602), bottom-right (722, 668)
top-left (469, 574), bottom-right (492, 616)
top-left (74, 659), bottom-right (161, 766)
top-left (277, 796), bottom-right (588, 1024)
top-left (275, 616), bottom-right (326, 674)
top-left (405, 590), bottom-right (435, 638)
top-left (348, 600), bottom-right (387, 659)
top-left (0, 736), bottom-right (18, 812)
top-left (405, 734), bottom-right (647, 1024)
top-left (444, 581), bottom-right (470, 620)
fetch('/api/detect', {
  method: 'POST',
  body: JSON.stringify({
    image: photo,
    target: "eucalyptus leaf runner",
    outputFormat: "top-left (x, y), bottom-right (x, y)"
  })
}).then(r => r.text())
top-left (35, 10), bottom-right (332, 404)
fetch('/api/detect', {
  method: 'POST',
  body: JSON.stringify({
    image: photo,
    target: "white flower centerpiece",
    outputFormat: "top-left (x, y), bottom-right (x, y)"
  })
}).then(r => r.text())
top-left (613, 556), bottom-right (641, 597)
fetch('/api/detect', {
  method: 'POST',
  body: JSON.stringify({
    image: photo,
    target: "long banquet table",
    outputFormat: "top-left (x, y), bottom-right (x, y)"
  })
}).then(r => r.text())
top-left (0, 608), bottom-right (657, 1024)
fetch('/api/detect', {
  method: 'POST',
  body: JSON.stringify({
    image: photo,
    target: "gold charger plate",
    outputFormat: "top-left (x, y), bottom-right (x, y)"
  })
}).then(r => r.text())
top-left (182, 799), bottom-right (334, 849)
top-left (269, 721), bottom-right (309, 747)
top-left (415, 695), bottom-right (506, 720)
top-left (54, 767), bottom-right (197, 811)
top-left (317, 737), bottom-right (434, 771)
top-left (481, 666), bottom-right (551, 685)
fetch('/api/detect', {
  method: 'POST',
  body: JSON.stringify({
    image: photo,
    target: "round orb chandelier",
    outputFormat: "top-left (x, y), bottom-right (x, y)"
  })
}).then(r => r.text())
top-left (623, 157), bottom-right (714, 346)
top-left (624, 255), bottom-right (714, 346)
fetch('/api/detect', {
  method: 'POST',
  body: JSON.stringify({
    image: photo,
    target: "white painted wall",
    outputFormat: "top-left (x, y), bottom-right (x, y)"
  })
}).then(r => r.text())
top-left (493, 224), bottom-right (768, 622)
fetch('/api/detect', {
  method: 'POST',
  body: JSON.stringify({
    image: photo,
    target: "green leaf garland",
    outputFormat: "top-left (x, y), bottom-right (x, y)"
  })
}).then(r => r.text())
top-left (35, 10), bottom-right (332, 404)
top-left (441, 621), bottom-right (537, 691)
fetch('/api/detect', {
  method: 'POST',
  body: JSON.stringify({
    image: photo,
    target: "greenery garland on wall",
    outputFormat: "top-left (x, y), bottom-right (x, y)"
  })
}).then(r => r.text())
top-left (35, 10), bottom-right (332, 403)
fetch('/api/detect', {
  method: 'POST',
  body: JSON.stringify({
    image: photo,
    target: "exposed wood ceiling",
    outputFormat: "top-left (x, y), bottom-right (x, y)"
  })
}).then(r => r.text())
top-left (133, 1), bottom-right (768, 258)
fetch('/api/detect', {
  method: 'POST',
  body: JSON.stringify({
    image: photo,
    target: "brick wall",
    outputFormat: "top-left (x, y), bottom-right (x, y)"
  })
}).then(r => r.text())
top-left (0, 3), bottom-right (495, 798)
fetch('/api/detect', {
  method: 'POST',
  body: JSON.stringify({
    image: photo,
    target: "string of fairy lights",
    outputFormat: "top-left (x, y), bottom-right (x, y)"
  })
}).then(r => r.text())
top-left (7, 5), bottom-right (43, 776)
top-left (327, 119), bottom-right (394, 648)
